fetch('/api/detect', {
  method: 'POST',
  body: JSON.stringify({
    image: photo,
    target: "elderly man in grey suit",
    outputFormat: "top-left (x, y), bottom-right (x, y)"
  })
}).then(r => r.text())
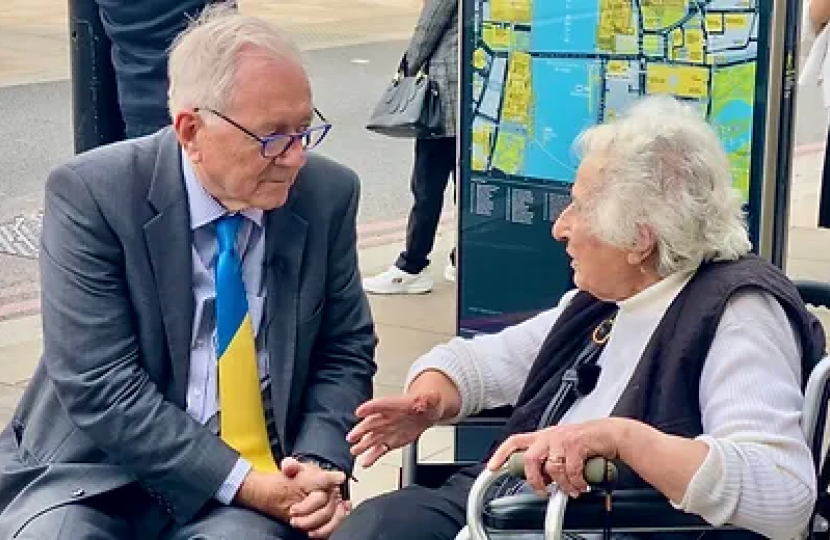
top-left (0, 6), bottom-right (376, 539)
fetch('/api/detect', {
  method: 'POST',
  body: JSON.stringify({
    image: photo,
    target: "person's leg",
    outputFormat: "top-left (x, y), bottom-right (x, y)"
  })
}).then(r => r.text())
top-left (15, 500), bottom-right (132, 540)
top-left (94, 0), bottom-right (228, 138)
top-left (396, 136), bottom-right (457, 274)
top-left (164, 502), bottom-right (304, 540)
top-left (820, 125), bottom-right (830, 228)
top-left (330, 469), bottom-right (472, 540)
top-left (363, 136), bottom-right (456, 295)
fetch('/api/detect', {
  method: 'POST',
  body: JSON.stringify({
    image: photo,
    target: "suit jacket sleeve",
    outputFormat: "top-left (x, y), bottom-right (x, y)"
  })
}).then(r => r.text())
top-left (290, 170), bottom-right (377, 474)
top-left (404, 0), bottom-right (458, 74)
top-left (39, 164), bottom-right (238, 523)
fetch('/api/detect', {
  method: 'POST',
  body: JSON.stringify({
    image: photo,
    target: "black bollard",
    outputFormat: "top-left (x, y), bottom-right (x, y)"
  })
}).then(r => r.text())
top-left (68, 0), bottom-right (125, 154)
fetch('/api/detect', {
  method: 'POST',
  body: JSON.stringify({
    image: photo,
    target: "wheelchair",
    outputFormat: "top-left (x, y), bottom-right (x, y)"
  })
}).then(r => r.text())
top-left (400, 280), bottom-right (830, 539)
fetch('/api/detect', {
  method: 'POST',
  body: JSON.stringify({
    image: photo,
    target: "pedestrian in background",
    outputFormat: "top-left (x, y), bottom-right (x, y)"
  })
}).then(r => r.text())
top-left (801, 0), bottom-right (830, 227)
top-left (95, 0), bottom-right (234, 138)
top-left (363, 0), bottom-right (459, 295)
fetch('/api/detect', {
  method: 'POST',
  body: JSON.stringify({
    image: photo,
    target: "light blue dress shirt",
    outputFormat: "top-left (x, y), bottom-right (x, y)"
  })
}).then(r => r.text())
top-left (181, 150), bottom-right (268, 503)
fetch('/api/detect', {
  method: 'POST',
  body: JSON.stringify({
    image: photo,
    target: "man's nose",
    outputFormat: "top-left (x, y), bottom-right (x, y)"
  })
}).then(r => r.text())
top-left (276, 139), bottom-right (307, 168)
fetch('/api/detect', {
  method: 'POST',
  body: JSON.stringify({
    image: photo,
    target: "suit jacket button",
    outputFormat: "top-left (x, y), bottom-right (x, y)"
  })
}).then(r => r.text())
top-left (71, 488), bottom-right (85, 498)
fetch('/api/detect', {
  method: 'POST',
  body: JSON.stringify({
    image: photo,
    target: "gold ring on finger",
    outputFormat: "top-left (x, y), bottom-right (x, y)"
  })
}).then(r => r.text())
top-left (547, 454), bottom-right (566, 465)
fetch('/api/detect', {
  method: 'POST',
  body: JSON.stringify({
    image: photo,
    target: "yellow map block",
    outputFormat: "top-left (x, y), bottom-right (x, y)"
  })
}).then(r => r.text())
top-left (705, 13), bottom-right (724, 33)
top-left (473, 48), bottom-right (487, 70)
top-left (491, 0), bottom-right (531, 24)
top-left (644, 34), bottom-right (663, 56)
top-left (685, 29), bottom-right (704, 49)
top-left (483, 24), bottom-right (511, 50)
top-left (672, 28), bottom-right (684, 47)
top-left (641, 0), bottom-right (687, 30)
top-left (607, 60), bottom-right (630, 79)
top-left (685, 29), bottom-right (705, 64)
top-left (473, 125), bottom-right (492, 146)
top-left (472, 125), bottom-right (494, 171)
top-left (502, 52), bottom-right (532, 125)
top-left (725, 13), bottom-right (751, 30)
top-left (646, 64), bottom-right (710, 99)
top-left (492, 131), bottom-right (526, 175)
top-left (597, 0), bottom-right (634, 52)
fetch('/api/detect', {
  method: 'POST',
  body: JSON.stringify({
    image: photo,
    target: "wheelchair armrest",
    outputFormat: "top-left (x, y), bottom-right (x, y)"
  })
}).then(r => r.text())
top-left (401, 407), bottom-right (513, 488)
top-left (455, 406), bottom-right (514, 426)
top-left (483, 489), bottom-right (717, 532)
top-left (795, 280), bottom-right (830, 310)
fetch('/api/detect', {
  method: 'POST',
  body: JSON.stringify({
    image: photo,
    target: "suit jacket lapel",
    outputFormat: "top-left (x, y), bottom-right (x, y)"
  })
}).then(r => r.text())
top-left (263, 204), bottom-right (307, 448)
top-left (144, 129), bottom-right (194, 408)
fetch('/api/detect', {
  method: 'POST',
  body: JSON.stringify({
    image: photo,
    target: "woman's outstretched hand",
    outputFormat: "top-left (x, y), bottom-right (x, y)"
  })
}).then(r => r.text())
top-left (347, 392), bottom-right (443, 467)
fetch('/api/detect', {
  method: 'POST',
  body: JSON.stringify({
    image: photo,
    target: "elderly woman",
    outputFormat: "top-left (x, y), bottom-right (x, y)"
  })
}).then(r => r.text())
top-left (332, 96), bottom-right (826, 540)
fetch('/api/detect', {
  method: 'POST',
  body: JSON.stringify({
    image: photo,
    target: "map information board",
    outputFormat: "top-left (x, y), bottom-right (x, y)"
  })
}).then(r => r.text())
top-left (458, 0), bottom-right (774, 335)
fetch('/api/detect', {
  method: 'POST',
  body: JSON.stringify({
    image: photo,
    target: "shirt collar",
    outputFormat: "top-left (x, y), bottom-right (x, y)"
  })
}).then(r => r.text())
top-left (181, 149), bottom-right (264, 230)
top-left (616, 268), bottom-right (696, 315)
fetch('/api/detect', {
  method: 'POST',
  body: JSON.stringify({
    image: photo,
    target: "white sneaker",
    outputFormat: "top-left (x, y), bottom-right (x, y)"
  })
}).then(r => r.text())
top-left (362, 266), bottom-right (433, 295)
top-left (444, 264), bottom-right (456, 283)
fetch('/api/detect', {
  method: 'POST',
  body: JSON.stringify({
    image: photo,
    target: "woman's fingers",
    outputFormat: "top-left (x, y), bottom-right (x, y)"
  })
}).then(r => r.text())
top-left (347, 412), bottom-right (390, 445)
top-left (563, 448), bottom-right (590, 495)
top-left (487, 433), bottom-right (533, 471)
top-left (354, 396), bottom-right (416, 418)
top-left (351, 427), bottom-right (398, 455)
top-left (359, 443), bottom-right (392, 468)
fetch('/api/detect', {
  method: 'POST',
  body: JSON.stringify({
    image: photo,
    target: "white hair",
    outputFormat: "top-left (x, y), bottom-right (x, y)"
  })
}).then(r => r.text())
top-left (574, 95), bottom-right (752, 277)
top-left (167, 3), bottom-right (303, 115)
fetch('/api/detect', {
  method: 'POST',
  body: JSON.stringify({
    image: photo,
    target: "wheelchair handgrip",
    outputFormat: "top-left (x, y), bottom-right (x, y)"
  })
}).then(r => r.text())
top-left (505, 453), bottom-right (618, 486)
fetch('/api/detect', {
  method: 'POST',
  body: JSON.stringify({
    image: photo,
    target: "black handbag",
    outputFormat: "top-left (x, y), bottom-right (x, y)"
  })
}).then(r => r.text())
top-left (366, 56), bottom-right (442, 138)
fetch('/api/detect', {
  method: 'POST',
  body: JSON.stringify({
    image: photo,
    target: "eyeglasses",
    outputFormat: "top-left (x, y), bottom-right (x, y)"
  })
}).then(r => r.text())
top-left (197, 107), bottom-right (332, 159)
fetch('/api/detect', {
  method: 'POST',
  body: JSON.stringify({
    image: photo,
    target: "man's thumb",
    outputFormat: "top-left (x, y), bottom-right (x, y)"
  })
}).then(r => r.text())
top-left (280, 457), bottom-right (303, 477)
top-left (321, 470), bottom-right (347, 488)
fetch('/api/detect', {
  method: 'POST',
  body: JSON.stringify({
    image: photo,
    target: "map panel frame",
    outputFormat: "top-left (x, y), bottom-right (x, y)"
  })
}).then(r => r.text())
top-left (456, 0), bottom-right (794, 336)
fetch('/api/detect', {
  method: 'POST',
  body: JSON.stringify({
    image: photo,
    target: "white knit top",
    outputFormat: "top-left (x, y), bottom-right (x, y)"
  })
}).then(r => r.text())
top-left (405, 272), bottom-right (816, 538)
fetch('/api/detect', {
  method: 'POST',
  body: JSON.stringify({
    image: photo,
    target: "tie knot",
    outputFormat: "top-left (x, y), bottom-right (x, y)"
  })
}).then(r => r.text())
top-left (216, 214), bottom-right (243, 253)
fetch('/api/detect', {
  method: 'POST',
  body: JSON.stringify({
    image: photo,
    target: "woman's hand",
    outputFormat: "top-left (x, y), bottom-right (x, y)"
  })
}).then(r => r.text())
top-left (487, 418), bottom-right (624, 498)
top-left (347, 392), bottom-right (443, 467)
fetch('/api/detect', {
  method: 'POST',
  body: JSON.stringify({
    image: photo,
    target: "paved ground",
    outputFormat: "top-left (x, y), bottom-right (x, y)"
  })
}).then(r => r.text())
top-left (0, 0), bottom-right (422, 86)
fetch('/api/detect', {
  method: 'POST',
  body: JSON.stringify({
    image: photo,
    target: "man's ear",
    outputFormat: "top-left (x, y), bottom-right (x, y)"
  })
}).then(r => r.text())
top-left (626, 223), bottom-right (656, 266)
top-left (173, 109), bottom-right (205, 164)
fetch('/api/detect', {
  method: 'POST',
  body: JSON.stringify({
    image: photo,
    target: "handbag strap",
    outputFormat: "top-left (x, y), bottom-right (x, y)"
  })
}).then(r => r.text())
top-left (397, 55), bottom-right (430, 79)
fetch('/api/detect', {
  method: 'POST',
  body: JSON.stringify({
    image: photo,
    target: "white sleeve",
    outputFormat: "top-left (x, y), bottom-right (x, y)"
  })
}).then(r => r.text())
top-left (404, 289), bottom-right (580, 421)
top-left (676, 290), bottom-right (816, 539)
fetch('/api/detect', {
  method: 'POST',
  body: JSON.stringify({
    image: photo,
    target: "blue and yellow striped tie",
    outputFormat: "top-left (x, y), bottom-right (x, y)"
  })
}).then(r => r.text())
top-left (215, 214), bottom-right (278, 472)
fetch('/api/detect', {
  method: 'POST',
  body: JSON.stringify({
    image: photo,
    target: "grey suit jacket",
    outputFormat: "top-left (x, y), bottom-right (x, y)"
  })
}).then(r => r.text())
top-left (405, 0), bottom-right (459, 137)
top-left (0, 128), bottom-right (377, 536)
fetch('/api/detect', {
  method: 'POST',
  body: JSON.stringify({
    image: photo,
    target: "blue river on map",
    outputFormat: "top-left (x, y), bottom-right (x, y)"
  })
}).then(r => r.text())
top-left (531, 2), bottom-right (600, 52)
top-left (710, 100), bottom-right (753, 155)
top-left (523, 57), bottom-right (601, 182)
